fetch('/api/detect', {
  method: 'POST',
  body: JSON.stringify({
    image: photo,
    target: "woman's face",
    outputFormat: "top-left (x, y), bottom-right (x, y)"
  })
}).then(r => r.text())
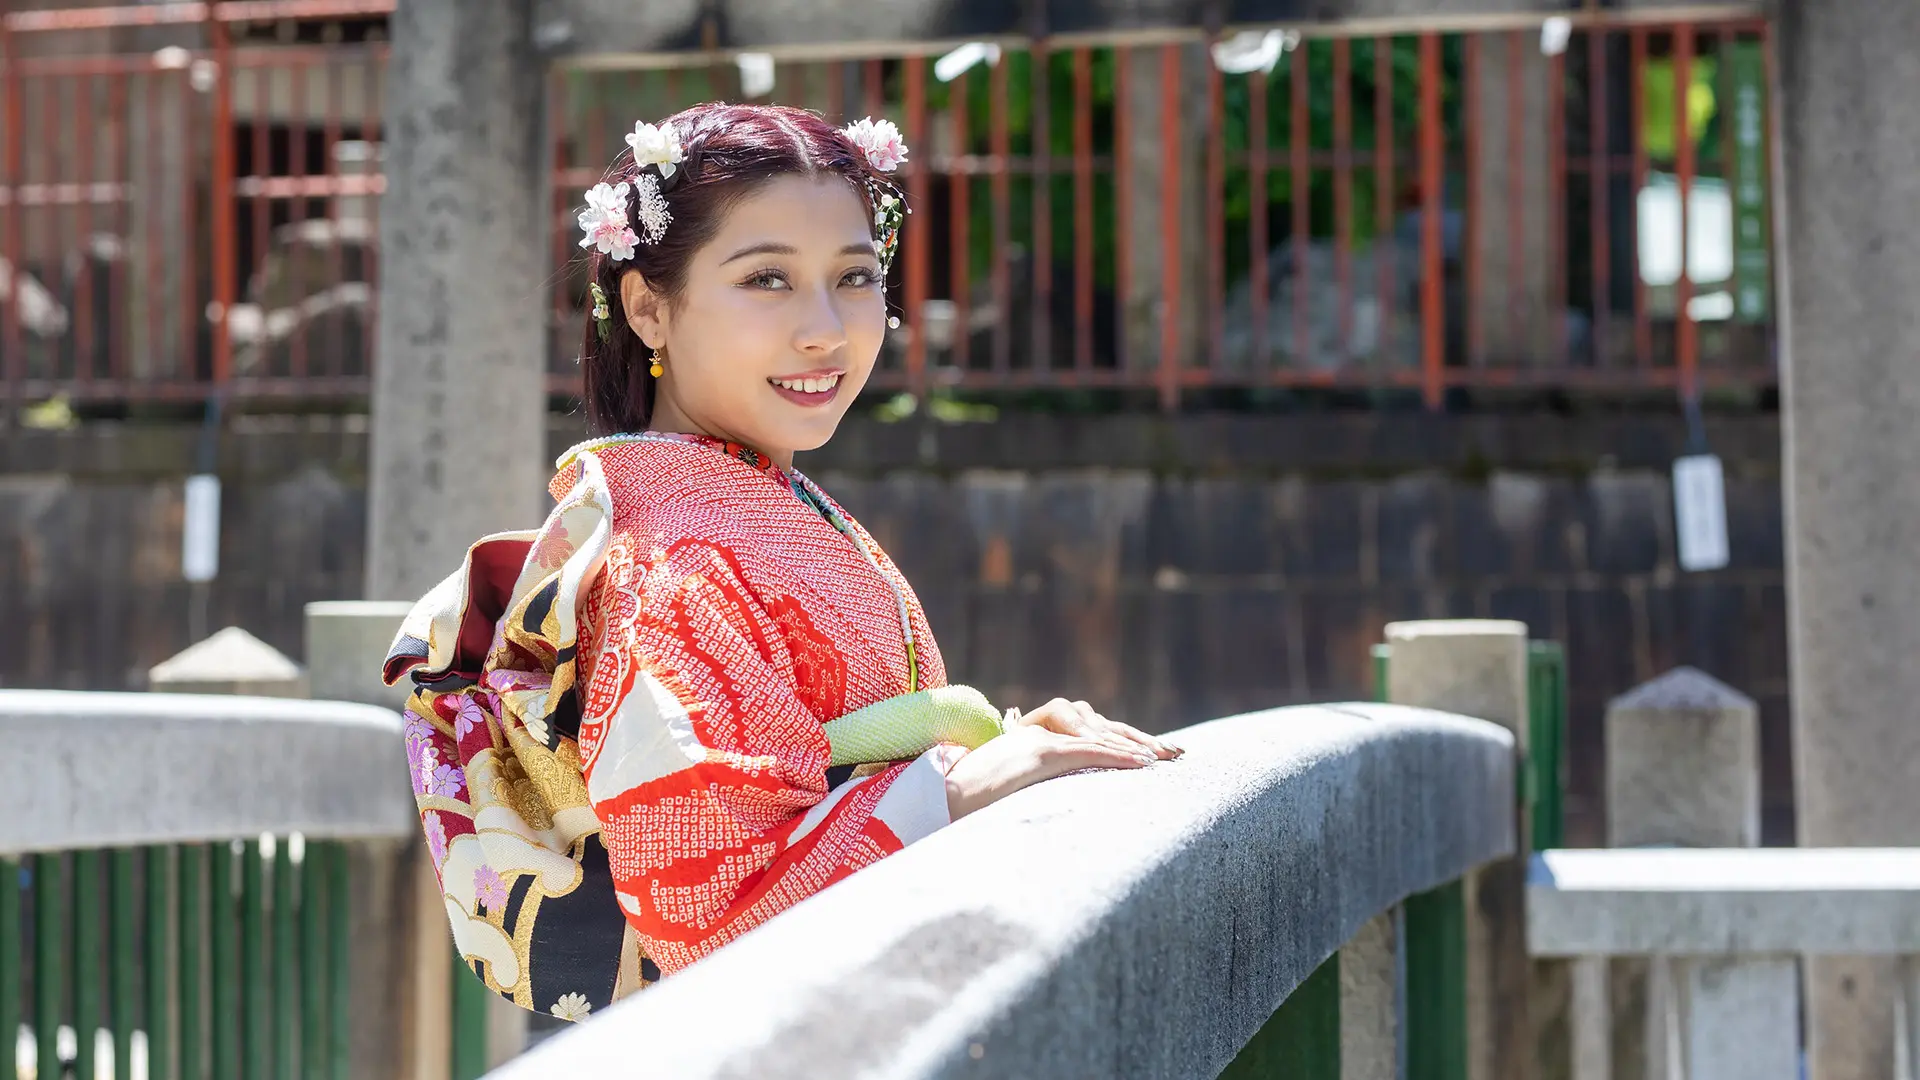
top-left (625, 174), bottom-right (884, 466)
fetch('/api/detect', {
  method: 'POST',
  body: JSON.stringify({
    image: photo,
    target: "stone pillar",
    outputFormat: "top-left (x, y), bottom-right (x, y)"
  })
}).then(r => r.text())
top-left (147, 626), bottom-right (306, 697)
top-left (1601, 667), bottom-right (1787, 1080)
top-left (1774, 4), bottom-right (1920, 1076)
top-left (1469, 30), bottom-right (1557, 367)
top-left (366, 0), bottom-right (549, 602)
top-left (1384, 619), bottom-right (1530, 1080)
top-left (1339, 909), bottom-right (1400, 1080)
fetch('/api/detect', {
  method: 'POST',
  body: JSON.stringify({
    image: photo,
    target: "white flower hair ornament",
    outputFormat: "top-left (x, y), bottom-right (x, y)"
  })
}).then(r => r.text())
top-left (577, 181), bottom-right (637, 262)
top-left (840, 117), bottom-right (912, 282)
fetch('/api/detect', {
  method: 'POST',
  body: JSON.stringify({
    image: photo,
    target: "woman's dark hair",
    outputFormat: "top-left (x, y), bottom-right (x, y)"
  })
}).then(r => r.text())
top-left (579, 102), bottom-right (885, 435)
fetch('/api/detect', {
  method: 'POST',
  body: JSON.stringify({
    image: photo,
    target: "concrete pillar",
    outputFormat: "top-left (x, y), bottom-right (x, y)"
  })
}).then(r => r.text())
top-left (365, 0), bottom-right (549, 602)
top-left (1600, 666), bottom-right (1783, 1080)
top-left (1468, 30), bottom-right (1557, 366)
top-left (147, 626), bottom-right (306, 697)
top-left (1678, 958), bottom-right (1799, 1080)
top-left (1339, 908), bottom-right (1400, 1080)
top-left (1605, 666), bottom-right (1759, 849)
top-left (1385, 619), bottom-right (1530, 1080)
top-left (1776, 4), bottom-right (1920, 1078)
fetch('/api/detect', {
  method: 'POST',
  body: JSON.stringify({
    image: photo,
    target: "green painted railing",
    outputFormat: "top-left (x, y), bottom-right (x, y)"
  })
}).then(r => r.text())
top-left (4, 838), bottom-right (353, 1080)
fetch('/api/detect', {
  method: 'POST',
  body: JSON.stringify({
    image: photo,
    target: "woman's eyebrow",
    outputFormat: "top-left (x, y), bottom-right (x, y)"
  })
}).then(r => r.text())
top-left (721, 241), bottom-right (879, 265)
top-left (721, 241), bottom-right (797, 265)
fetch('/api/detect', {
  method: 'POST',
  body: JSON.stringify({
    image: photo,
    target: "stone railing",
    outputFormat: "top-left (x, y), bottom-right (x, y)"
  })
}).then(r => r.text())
top-left (0, 688), bottom-right (414, 1080)
top-left (489, 700), bottom-right (1517, 1079)
top-left (1529, 847), bottom-right (1920, 1079)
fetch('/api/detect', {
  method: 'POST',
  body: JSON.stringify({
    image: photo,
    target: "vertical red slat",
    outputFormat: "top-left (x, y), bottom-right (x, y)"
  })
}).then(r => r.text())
top-left (1630, 28), bottom-right (1650, 369)
top-left (146, 69), bottom-right (164, 384)
top-left (178, 68), bottom-right (198, 386)
top-left (290, 58), bottom-right (310, 380)
top-left (949, 68), bottom-right (971, 371)
top-left (1113, 46), bottom-right (1132, 374)
top-left (1157, 44), bottom-right (1181, 411)
top-left (1248, 66), bottom-right (1268, 372)
top-left (1674, 22), bottom-right (1697, 397)
top-left (1204, 43), bottom-right (1223, 374)
top-left (863, 58), bottom-right (883, 119)
top-left (40, 70), bottom-right (57, 384)
top-left (73, 74), bottom-right (96, 384)
top-left (903, 57), bottom-right (928, 398)
top-left (1072, 48), bottom-right (1094, 373)
top-left (1030, 42), bottom-right (1053, 375)
top-left (1462, 35), bottom-right (1481, 368)
top-left (1333, 38), bottom-right (1354, 364)
top-left (1547, 46), bottom-right (1567, 368)
top-left (1374, 37), bottom-right (1394, 377)
top-left (1290, 35), bottom-right (1310, 369)
top-left (325, 57), bottom-right (345, 380)
top-left (1418, 32), bottom-right (1443, 409)
top-left (1, 19), bottom-right (21, 407)
top-left (825, 62), bottom-right (844, 125)
top-left (550, 67), bottom-right (570, 377)
top-left (1588, 28), bottom-right (1610, 368)
top-left (363, 54), bottom-right (382, 384)
top-left (211, 18), bottom-right (237, 386)
top-left (107, 70), bottom-right (130, 384)
top-left (1506, 30), bottom-right (1524, 356)
top-left (990, 52), bottom-right (1011, 375)
top-left (247, 62), bottom-right (270, 380)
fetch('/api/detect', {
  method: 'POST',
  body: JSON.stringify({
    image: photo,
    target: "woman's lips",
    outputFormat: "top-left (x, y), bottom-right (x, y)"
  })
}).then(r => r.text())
top-left (768, 370), bottom-right (843, 407)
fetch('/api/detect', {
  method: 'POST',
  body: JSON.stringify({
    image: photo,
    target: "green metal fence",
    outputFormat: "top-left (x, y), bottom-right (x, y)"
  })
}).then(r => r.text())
top-left (3, 838), bottom-right (352, 1080)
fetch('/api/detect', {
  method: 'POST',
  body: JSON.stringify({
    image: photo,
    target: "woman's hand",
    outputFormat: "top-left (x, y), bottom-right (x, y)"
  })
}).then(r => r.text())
top-left (943, 723), bottom-right (1156, 820)
top-left (1005, 698), bottom-right (1183, 763)
top-left (942, 699), bottom-right (1183, 821)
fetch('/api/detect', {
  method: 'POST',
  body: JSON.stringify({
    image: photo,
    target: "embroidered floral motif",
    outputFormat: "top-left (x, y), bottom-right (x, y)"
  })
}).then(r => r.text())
top-left (473, 866), bottom-right (509, 912)
top-left (550, 993), bottom-right (592, 1023)
top-left (423, 811), bottom-right (448, 869)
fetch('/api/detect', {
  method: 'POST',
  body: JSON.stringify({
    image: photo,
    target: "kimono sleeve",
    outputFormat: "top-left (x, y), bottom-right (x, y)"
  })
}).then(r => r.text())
top-left (580, 538), bottom-right (960, 976)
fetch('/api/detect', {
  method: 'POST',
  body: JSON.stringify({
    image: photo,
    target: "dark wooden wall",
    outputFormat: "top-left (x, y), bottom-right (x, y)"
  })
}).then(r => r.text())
top-left (0, 409), bottom-right (1788, 845)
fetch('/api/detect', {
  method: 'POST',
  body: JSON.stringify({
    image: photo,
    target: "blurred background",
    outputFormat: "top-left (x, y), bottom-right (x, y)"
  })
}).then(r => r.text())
top-left (0, 2), bottom-right (1779, 850)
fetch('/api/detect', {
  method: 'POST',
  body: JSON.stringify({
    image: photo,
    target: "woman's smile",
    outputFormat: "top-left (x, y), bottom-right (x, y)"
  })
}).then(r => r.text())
top-left (768, 368), bottom-right (844, 406)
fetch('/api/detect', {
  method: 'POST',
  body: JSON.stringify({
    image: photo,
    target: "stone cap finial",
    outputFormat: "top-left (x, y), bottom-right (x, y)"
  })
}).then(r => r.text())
top-left (1385, 619), bottom-right (1527, 641)
top-left (1608, 666), bottom-right (1754, 713)
top-left (148, 627), bottom-right (304, 694)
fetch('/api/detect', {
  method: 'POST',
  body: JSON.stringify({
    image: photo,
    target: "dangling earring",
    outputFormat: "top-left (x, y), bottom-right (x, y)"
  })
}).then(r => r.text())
top-left (649, 346), bottom-right (665, 378)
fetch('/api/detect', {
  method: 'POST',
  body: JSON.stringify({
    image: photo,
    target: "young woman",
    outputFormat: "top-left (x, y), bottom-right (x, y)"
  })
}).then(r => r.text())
top-left (383, 102), bottom-right (1178, 1024)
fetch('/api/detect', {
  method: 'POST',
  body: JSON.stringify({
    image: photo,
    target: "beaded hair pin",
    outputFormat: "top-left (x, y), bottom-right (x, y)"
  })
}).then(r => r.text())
top-left (580, 116), bottom-right (911, 342)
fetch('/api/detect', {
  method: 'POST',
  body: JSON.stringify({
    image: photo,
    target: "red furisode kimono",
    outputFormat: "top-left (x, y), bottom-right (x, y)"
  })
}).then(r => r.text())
top-left (385, 431), bottom-right (1003, 1022)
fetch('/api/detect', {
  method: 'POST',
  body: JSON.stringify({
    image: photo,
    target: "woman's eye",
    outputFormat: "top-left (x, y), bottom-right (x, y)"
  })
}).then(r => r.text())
top-left (841, 268), bottom-right (880, 288)
top-left (744, 270), bottom-right (789, 290)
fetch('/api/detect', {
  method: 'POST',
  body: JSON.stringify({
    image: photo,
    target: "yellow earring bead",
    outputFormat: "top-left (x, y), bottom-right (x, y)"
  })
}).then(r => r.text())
top-left (649, 348), bottom-right (665, 378)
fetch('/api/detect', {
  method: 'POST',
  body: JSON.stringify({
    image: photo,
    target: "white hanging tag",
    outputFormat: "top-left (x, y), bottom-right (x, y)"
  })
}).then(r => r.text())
top-left (182, 473), bottom-right (222, 583)
top-left (1673, 454), bottom-right (1729, 572)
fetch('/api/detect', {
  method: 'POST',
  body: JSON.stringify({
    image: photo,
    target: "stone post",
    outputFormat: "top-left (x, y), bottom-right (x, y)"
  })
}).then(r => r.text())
top-left (146, 626), bottom-right (306, 697)
top-left (1339, 909), bottom-right (1401, 1080)
top-left (1600, 667), bottom-right (1789, 1080)
top-left (1774, 4), bottom-right (1920, 1075)
top-left (365, 0), bottom-right (549, 603)
top-left (1385, 619), bottom-right (1530, 1080)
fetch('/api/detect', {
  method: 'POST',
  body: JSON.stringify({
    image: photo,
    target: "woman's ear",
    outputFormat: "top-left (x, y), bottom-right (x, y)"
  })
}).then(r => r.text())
top-left (618, 269), bottom-right (668, 349)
